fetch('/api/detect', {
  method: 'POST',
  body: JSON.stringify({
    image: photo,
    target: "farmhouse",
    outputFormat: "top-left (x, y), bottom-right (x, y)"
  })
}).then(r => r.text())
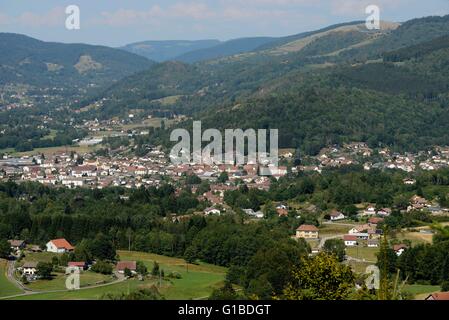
top-left (343, 235), bottom-right (358, 247)
top-left (46, 238), bottom-right (75, 253)
top-left (22, 261), bottom-right (38, 275)
top-left (329, 211), bottom-right (345, 221)
top-left (8, 239), bottom-right (25, 251)
top-left (296, 224), bottom-right (319, 239)
top-left (117, 261), bottom-right (137, 274)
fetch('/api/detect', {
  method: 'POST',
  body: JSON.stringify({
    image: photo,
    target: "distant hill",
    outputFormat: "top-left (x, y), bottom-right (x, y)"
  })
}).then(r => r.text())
top-left (120, 40), bottom-right (221, 62)
top-left (175, 37), bottom-right (276, 63)
top-left (78, 15), bottom-right (449, 154)
top-left (118, 21), bottom-right (398, 64)
top-left (0, 33), bottom-right (154, 90)
top-left (255, 20), bottom-right (367, 51)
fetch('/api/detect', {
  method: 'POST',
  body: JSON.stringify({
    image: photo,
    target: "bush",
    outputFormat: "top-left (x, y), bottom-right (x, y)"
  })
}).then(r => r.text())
top-left (441, 281), bottom-right (449, 292)
top-left (124, 268), bottom-right (132, 278)
top-left (168, 271), bottom-right (182, 279)
top-left (36, 262), bottom-right (53, 280)
top-left (91, 260), bottom-right (113, 274)
top-left (151, 261), bottom-right (160, 276)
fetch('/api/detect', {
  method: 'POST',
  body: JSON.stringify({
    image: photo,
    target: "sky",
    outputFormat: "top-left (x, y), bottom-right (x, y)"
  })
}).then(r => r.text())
top-left (0, 0), bottom-right (448, 47)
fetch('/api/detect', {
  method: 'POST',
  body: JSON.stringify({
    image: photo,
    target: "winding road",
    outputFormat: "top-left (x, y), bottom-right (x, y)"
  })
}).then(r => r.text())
top-left (1, 262), bottom-right (126, 300)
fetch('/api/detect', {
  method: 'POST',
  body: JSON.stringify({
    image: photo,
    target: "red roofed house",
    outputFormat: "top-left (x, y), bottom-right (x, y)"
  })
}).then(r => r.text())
top-left (296, 224), bottom-right (319, 239)
top-left (68, 261), bottom-right (87, 271)
top-left (46, 238), bottom-right (75, 253)
top-left (117, 261), bottom-right (137, 274)
top-left (369, 217), bottom-right (384, 226)
top-left (425, 292), bottom-right (449, 300)
top-left (343, 235), bottom-right (358, 247)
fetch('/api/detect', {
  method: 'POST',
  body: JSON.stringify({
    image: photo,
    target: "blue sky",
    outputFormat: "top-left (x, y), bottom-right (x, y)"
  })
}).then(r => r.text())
top-left (1, 0), bottom-right (448, 47)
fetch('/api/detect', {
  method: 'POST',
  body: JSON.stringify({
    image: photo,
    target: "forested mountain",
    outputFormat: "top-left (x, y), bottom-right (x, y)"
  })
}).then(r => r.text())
top-left (74, 15), bottom-right (449, 154)
top-left (0, 33), bottom-right (154, 90)
top-left (120, 40), bottom-right (221, 62)
top-left (174, 37), bottom-right (276, 63)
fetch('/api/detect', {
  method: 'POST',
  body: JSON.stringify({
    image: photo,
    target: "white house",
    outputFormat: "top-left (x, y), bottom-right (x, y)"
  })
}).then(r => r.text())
top-left (329, 211), bottom-right (345, 221)
top-left (367, 240), bottom-right (379, 248)
top-left (361, 206), bottom-right (376, 216)
top-left (393, 244), bottom-right (408, 256)
top-left (22, 262), bottom-right (38, 275)
top-left (204, 207), bottom-right (221, 216)
top-left (46, 238), bottom-right (74, 253)
top-left (343, 235), bottom-right (358, 247)
top-left (243, 209), bottom-right (264, 219)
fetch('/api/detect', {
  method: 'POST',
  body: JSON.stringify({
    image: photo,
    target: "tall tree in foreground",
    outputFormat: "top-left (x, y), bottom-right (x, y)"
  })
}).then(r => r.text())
top-left (323, 238), bottom-right (346, 262)
top-left (281, 253), bottom-right (354, 300)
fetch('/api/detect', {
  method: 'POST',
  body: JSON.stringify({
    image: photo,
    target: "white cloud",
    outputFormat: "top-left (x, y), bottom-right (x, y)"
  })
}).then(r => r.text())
top-left (93, 6), bottom-right (163, 26)
top-left (89, 2), bottom-right (216, 27)
top-left (329, 0), bottom-right (407, 16)
top-left (169, 2), bottom-right (216, 19)
top-left (16, 6), bottom-right (66, 27)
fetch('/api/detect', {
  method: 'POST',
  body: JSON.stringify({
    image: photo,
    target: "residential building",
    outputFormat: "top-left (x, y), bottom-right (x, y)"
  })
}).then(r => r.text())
top-left (117, 261), bottom-right (137, 274)
top-left (296, 224), bottom-right (319, 239)
top-left (343, 235), bottom-right (358, 246)
top-left (46, 238), bottom-right (75, 253)
top-left (22, 262), bottom-right (38, 275)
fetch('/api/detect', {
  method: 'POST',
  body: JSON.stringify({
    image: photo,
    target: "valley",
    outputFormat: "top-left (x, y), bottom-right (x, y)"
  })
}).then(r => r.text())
top-left (1, 12), bottom-right (449, 303)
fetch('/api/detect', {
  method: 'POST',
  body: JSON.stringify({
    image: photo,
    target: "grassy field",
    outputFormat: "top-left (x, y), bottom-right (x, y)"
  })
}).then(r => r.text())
top-left (8, 144), bottom-right (100, 157)
top-left (319, 223), bottom-right (353, 236)
top-left (396, 231), bottom-right (433, 246)
top-left (0, 259), bottom-right (23, 297)
top-left (9, 278), bottom-right (154, 300)
top-left (25, 271), bottom-right (113, 291)
top-left (8, 251), bottom-right (226, 300)
top-left (345, 260), bottom-right (373, 274)
top-left (346, 246), bottom-right (379, 262)
top-left (20, 251), bottom-right (60, 263)
top-left (403, 284), bottom-right (441, 299)
top-left (118, 251), bottom-right (226, 300)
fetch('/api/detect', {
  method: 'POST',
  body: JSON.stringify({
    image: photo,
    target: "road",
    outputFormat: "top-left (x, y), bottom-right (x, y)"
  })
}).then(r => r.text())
top-left (1, 264), bottom-right (126, 300)
top-left (6, 259), bottom-right (31, 293)
top-left (318, 234), bottom-right (344, 248)
top-left (344, 255), bottom-right (376, 264)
